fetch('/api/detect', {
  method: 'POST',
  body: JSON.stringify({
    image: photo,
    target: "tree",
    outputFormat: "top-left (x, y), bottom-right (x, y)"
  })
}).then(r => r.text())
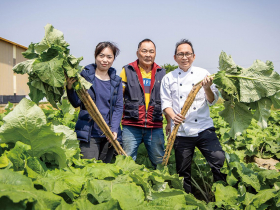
top-left (161, 64), bottom-right (178, 74)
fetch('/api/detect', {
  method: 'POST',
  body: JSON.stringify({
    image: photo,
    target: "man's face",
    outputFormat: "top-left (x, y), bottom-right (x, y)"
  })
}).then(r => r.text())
top-left (137, 41), bottom-right (156, 67)
top-left (174, 44), bottom-right (195, 71)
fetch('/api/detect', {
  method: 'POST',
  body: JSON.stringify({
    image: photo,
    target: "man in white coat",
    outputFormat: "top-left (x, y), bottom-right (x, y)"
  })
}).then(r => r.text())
top-left (160, 39), bottom-right (226, 193)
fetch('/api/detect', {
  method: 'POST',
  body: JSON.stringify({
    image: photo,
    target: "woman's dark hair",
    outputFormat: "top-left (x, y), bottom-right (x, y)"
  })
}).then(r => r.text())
top-left (174, 39), bottom-right (194, 55)
top-left (94, 41), bottom-right (120, 59)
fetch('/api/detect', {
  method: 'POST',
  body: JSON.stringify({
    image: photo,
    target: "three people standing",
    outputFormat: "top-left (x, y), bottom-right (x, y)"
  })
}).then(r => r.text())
top-left (67, 38), bottom-right (225, 194)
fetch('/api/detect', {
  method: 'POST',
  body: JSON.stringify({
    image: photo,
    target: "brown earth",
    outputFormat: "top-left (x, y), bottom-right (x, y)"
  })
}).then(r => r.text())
top-left (0, 102), bottom-right (53, 114)
top-left (254, 157), bottom-right (279, 171)
top-left (0, 105), bottom-right (6, 114)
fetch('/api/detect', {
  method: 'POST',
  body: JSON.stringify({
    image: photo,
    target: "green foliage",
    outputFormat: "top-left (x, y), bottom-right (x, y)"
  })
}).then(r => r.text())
top-left (0, 100), bottom-right (209, 209)
top-left (215, 52), bottom-right (280, 138)
top-left (212, 103), bottom-right (280, 160)
top-left (13, 24), bottom-right (91, 108)
top-left (43, 99), bottom-right (78, 129)
top-left (162, 63), bottom-right (178, 74)
top-left (5, 23), bottom-right (280, 208)
top-left (0, 98), bottom-right (79, 168)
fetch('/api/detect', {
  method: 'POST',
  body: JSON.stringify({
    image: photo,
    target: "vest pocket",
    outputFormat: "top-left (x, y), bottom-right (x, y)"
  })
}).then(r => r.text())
top-left (123, 103), bottom-right (139, 120)
top-left (152, 104), bottom-right (163, 122)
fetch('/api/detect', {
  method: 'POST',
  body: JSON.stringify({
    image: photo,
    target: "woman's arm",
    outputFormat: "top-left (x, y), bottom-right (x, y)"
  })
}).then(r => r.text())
top-left (110, 82), bottom-right (124, 133)
top-left (66, 77), bottom-right (81, 108)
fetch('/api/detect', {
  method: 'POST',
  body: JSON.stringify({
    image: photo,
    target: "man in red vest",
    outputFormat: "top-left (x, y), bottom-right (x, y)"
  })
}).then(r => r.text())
top-left (120, 39), bottom-right (168, 168)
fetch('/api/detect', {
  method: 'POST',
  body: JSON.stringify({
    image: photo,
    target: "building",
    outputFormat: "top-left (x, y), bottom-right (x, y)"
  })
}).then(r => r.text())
top-left (0, 37), bottom-right (29, 104)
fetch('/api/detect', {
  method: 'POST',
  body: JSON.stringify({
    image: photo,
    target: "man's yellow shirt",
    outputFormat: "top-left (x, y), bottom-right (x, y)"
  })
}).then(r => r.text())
top-left (120, 66), bottom-right (151, 110)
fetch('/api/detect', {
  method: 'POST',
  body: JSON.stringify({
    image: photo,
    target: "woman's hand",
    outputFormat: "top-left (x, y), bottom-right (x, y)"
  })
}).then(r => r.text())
top-left (112, 132), bottom-right (117, 141)
top-left (66, 77), bottom-right (76, 90)
top-left (107, 131), bottom-right (117, 143)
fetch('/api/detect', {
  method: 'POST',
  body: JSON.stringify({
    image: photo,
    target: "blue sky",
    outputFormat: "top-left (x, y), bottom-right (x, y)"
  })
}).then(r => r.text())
top-left (1, 0), bottom-right (280, 74)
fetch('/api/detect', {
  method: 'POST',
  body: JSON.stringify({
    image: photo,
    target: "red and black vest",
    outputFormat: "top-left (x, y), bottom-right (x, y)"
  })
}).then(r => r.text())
top-left (122, 60), bottom-right (166, 128)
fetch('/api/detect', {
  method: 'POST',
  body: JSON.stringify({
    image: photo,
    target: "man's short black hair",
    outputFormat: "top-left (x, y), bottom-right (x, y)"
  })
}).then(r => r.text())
top-left (138, 39), bottom-right (156, 49)
top-left (175, 39), bottom-right (194, 55)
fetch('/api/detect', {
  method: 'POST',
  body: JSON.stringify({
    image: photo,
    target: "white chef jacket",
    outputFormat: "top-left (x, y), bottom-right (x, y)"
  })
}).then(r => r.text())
top-left (160, 66), bottom-right (219, 137)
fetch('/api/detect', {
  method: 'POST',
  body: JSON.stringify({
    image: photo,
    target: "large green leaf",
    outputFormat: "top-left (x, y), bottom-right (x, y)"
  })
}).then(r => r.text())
top-left (257, 169), bottom-right (280, 183)
top-left (270, 90), bottom-right (280, 109)
top-left (219, 51), bottom-right (242, 74)
top-left (219, 101), bottom-right (253, 138)
top-left (22, 43), bottom-right (39, 59)
top-left (138, 194), bottom-right (196, 210)
top-left (53, 125), bottom-right (79, 162)
top-left (81, 162), bottom-right (121, 179)
top-left (229, 162), bottom-right (261, 191)
top-left (214, 70), bottom-right (239, 98)
top-left (25, 157), bottom-right (48, 178)
top-left (244, 189), bottom-right (277, 208)
top-left (85, 179), bottom-right (112, 204)
top-left (184, 193), bottom-right (211, 210)
top-left (114, 155), bottom-right (145, 173)
top-left (238, 60), bottom-right (280, 103)
top-left (34, 169), bottom-right (85, 201)
top-left (0, 153), bottom-right (9, 168)
top-left (28, 81), bottom-right (45, 104)
top-left (213, 183), bottom-right (239, 207)
top-left (12, 59), bottom-right (35, 74)
top-left (112, 182), bottom-right (145, 209)
top-left (42, 24), bottom-right (69, 48)
top-left (7, 141), bottom-right (31, 171)
top-left (0, 98), bottom-right (73, 168)
top-left (33, 56), bottom-right (65, 87)
top-left (0, 184), bottom-right (70, 209)
top-left (0, 169), bottom-right (33, 187)
top-left (63, 55), bottom-right (82, 78)
top-left (85, 178), bottom-right (145, 209)
top-left (58, 99), bottom-right (75, 115)
top-left (13, 24), bottom-right (90, 108)
top-left (250, 98), bottom-right (272, 128)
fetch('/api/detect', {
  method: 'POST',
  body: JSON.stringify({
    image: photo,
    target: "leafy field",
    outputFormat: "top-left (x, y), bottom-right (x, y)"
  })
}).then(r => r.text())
top-left (1, 24), bottom-right (279, 209)
top-left (0, 99), bottom-right (279, 209)
top-left (137, 102), bottom-right (280, 209)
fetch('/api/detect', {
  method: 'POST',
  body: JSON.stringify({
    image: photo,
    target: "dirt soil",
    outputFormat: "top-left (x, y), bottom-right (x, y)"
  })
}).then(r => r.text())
top-left (0, 106), bottom-right (6, 114)
top-left (0, 102), bottom-right (53, 114)
top-left (254, 157), bottom-right (279, 171)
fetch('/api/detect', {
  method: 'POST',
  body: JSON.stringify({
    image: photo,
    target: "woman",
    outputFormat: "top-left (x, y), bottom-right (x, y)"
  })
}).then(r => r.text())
top-left (66, 42), bottom-right (123, 163)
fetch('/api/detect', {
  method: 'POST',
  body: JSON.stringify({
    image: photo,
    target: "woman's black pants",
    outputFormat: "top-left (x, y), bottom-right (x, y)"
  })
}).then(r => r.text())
top-left (79, 137), bottom-right (115, 163)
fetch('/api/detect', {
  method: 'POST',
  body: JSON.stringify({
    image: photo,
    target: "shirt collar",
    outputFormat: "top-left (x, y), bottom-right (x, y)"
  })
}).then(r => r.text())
top-left (178, 65), bottom-right (193, 74)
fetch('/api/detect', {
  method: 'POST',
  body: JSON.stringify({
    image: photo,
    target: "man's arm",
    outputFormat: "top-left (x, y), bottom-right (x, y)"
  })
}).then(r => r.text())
top-left (119, 68), bottom-right (127, 95)
top-left (202, 76), bottom-right (214, 103)
top-left (160, 75), bottom-right (185, 130)
top-left (164, 114), bottom-right (171, 137)
top-left (164, 108), bottom-right (185, 125)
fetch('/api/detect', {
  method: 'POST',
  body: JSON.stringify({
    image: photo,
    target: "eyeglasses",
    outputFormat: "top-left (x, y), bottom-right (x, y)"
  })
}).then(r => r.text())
top-left (176, 52), bottom-right (193, 59)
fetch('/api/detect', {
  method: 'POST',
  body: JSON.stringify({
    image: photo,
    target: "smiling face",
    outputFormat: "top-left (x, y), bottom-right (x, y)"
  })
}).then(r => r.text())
top-left (95, 47), bottom-right (114, 72)
top-left (137, 41), bottom-right (156, 68)
top-left (174, 43), bottom-right (196, 72)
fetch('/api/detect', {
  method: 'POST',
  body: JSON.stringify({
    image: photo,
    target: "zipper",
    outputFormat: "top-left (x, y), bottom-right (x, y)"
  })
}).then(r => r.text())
top-left (134, 68), bottom-right (148, 127)
top-left (144, 68), bottom-right (158, 128)
top-left (134, 67), bottom-right (159, 128)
